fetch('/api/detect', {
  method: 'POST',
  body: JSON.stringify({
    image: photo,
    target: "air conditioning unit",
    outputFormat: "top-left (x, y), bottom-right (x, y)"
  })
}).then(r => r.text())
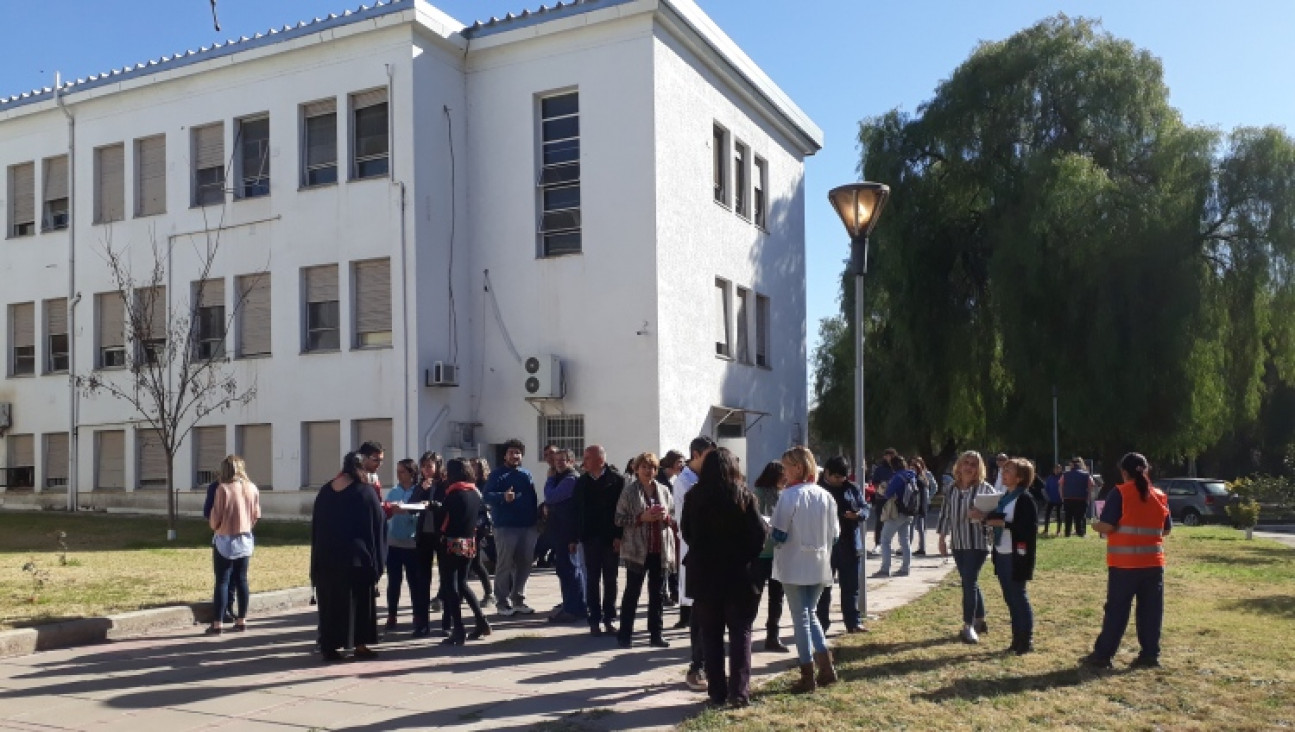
top-left (425, 361), bottom-right (458, 387)
top-left (523, 354), bottom-right (563, 398)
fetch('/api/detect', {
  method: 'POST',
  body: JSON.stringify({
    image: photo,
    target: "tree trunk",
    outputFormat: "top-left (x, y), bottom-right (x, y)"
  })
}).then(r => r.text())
top-left (166, 453), bottom-right (177, 541)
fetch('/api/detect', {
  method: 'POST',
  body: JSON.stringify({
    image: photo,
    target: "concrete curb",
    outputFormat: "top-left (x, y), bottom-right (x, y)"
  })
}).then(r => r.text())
top-left (0, 586), bottom-right (314, 659)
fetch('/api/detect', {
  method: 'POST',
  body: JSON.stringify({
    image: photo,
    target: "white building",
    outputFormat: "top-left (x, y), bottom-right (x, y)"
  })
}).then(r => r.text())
top-left (0, 0), bottom-right (820, 517)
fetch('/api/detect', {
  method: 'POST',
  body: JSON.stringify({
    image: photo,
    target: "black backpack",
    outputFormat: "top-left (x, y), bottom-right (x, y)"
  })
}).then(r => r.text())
top-left (897, 474), bottom-right (921, 516)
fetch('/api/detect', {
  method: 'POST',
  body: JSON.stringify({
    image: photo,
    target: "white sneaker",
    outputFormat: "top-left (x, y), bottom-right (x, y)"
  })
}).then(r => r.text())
top-left (513, 603), bottom-right (535, 615)
top-left (961, 625), bottom-right (980, 644)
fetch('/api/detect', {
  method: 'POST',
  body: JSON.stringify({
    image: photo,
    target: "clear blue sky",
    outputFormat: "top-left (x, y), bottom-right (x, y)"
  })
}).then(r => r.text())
top-left (4, 0), bottom-right (1293, 375)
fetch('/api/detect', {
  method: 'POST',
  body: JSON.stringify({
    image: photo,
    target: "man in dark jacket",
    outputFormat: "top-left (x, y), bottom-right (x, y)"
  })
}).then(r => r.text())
top-left (816, 456), bottom-right (869, 634)
top-left (544, 449), bottom-right (586, 623)
top-left (575, 444), bottom-right (626, 636)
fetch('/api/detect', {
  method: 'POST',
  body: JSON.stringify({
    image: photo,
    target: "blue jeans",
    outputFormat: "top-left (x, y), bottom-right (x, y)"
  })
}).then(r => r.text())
top-left (879, 518), bottom-right (912, 574)
top-left (952, 549), bottom-right (988, 624)
top-left (910, 515), bottom-right (927, 551)
top-left (816, 542), bottom-right (862, 630)
top-left (783, 583), bottom-right (829, 664)
top-left (552, 540), bottom-right (587, 618)
top-left (993, 552), bottom-right (1033, 639)
top-left (212, 548), bottom-right (249, 621)
top-left (1093, 566), bottom-right (1164, 662)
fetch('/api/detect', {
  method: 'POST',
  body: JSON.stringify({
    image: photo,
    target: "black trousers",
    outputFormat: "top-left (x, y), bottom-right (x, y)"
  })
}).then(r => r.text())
top-left (619, 553), bottom-right (664, 641)
top-left (316, 570), bottom-right (377, 652)
top-left (583, 541), bottom-right (620, 626)
top-left (753, 556), bottom-right (784, 634)
top-left (470, 549), bottom-right (492, 598)
top-left (440, 551), bottom-right (487, 632)
top-left (695, 593), bottom-right (758, 704)
top-left (1042, 502), bottom-right (1064, 533)
top-left (1064, 500), bottom-right (1088, 537)
top-left (413, 539), bottom-right (437, 629)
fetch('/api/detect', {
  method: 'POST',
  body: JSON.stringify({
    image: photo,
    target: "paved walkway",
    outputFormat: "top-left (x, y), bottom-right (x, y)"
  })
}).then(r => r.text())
top-left (0, 534), bottom-right (952, 731)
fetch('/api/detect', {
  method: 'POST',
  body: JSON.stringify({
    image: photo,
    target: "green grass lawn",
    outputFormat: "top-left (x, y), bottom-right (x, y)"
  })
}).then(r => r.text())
top-left (687, 527), bottom-right (1295, 731)
top-left (0, 512), bottom-right (310, 628)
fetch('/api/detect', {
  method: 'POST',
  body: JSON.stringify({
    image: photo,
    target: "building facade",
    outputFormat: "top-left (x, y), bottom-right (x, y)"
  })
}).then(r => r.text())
top-left (0, 0), bottom-right (820, 517)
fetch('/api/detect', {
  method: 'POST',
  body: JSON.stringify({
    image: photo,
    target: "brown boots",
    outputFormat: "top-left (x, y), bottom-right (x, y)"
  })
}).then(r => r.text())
top-left (792, 663), bottom-right (817, 693)
top-left (814, 650), bottom-right (838, 686)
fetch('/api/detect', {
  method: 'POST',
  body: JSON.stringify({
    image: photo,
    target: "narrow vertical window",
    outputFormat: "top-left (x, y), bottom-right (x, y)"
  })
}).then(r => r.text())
top-left (753, 156), bottom-right (767, 229)
top-left (134, 286), bottom-right (167, 365)
top-left (8, 162), bottom-right (35, 237)
top-left (42, 155), bottom-right (69, 231)
top-left (44, 433), bottom-right (70, 489)
top-left (301, 99), bottom-right (338, 186)
top-left (235, 115), bottom-right (270, 199)
top-left (712, 125), bottom-right (728, 205)
top-left (193, 426), bottom-right (225, 486)
top-left (236, 273), bottom-right (271, 357)
top-left (44, 298), bottom-right (69, 373)
top-left (734, 141), bottom-right (748, 218)
top-left (4, 435), bottom-right (35, 489)
top-left (95, 430), bottom-right (126, 490)
top-left (715, 278), bottom-right (732, 358)
top-left (537, 91), bottom-right (581, 256)
top-left (137, 429), bottom-right (167, 489)
top-left (193, 278), bottom-right (226, 359)
top-left (192, 123), bottom-right (225, 207)
top-left (237, 424), bottom-right (273, 488)
top-left (735, 287), bottom-right (751, 364)
top-left (353, 259), bottom-right (392, 347)
top-left (96, 292), bottom-right (127, 368)
top-left (303, 265), bottom-right (340, 352)
top-left (94, 144), bottom-right (125, 223)
top-left (755, 294), bottom-right (770, 367)
top-left (135, 135), bottom-right (167, 217)
top-left (351, 89), bottom-right (389, 179)
top-left (9, 303), bottom-right (35, 376)
top-left (304, 421), bottom-right (341, 487)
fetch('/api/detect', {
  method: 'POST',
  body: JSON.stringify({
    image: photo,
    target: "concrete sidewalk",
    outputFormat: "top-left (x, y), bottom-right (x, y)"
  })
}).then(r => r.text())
top-left (0, 538), bottom-right (953, 731)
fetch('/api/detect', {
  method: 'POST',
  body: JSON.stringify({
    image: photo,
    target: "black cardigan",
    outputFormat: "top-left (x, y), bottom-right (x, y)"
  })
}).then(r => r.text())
top-left (680, 483), bottom-right (768, 603)
top-left (989, 490), bottom-right (1038, 582)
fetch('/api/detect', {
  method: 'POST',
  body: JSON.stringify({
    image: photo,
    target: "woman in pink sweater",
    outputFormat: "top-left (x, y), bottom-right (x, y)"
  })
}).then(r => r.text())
top-left (207, 455), bottom-right (262, 634)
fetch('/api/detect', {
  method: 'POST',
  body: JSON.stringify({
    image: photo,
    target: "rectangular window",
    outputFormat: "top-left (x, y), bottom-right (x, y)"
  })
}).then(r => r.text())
top-left (734, 141), bottom-right (749, 218)
top-left (135, 286), bottom-right (167, 365)
top-left (538, 414), bottom-right (585, 457)
top-left (237, 424), bottom-right (272, 489)
top-left (96, 430), bottom-right (125, 490)
top-left (304, 420), bottom-right (341, 488)
top-left (353, 259), bottom-right (392, 348)
top-left (351, 89), bottom-right (389, 180)
top-left (753, 156), bottom-right (767, 229)
top-left (96, 292), bottom-right (126, 368)
top-left (193, 426), bottom-right (225, 487)
top-left (735, 287), bottom-right (751, 364)
top-left (236, 273), bottom-right (271, 357)
top-left (755, 294), bottom-right (770, 367)
top-left (192, 123), bottom-right (225, 207)
top-left (715, 278), bottom-right (732, 358)
top-left (44, 298), bottom-right (69, 373)
top-left (42, 155), bottom-right (69, 231)
top-left (135, 135), bottom-right (166, 217)
top-left (9, 302), bottom-right (35, 376)
top-left (301, 99), bottom-right (338, 187)
top-left (193, 278), bottom-right (225, 360)
top-left (353, 418), bottom-right (394, 487)
top-left (44, 433), bottom-right (69, 489)
top-left (94, 144), bottom-right (125, 223)
top-left (137, 429), bottom-right (167, 489)
top-left (8, 162), bottom-right (35, 237)
top-left (4, 435), bottom-right (35, 490)
top-left (537, 91), bottom-right (581, 256)
top-left (235, 115), bottom-right (270, 199)
top-left (712, 125), bottom-right (728, 205)
top-left (303, 265), bottom-right (339, 352)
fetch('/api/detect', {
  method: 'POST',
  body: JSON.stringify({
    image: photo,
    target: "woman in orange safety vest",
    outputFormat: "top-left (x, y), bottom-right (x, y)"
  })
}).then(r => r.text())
top-left (1080, 452), bottom-right (1171, 670)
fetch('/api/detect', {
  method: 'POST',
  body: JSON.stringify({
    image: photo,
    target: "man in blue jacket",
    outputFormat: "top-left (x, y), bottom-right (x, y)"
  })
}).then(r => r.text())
top-left (816, 456), bottom-right (870, 634)
top-left (483, 439), bottom-right (540, 616)
top-left (544, 449), bottom-right (587, 623)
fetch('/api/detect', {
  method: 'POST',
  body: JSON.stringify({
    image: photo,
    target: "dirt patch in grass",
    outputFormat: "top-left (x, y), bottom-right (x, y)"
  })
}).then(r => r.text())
top-left (0, 512), bottom-right (309, 628)
top-left (685, 527), bottom-right (1295, 731)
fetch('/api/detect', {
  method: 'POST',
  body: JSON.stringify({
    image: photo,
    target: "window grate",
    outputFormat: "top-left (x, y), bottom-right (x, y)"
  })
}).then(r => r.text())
top-left (539, 415), bottom-right (585, 457)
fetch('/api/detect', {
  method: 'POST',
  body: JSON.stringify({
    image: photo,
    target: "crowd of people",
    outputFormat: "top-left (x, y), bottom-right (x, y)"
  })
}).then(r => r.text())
top-left (198, 436), bottom-right (1172, 706)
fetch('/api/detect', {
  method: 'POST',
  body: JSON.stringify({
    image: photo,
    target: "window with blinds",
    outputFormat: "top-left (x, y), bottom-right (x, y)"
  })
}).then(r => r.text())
top-left (42, 155), bottom-right (69, 231)
top-left (236, 273), bottom-right (271, 357)
top-left (537, 91), bottom-right (581, 256)
top-left (303, 265), bottom-right (339, 352)
top-left (715, 278), bottom-right (732, 358)
top-left (735, 287), bottom-right (751, 364)
top-left (353, 259), bottom-right (391, 347)
top-left (237, 424), bottom-right (272, 489)
top-left (755, 294), bottom-right (770, 367)
top-left (713, 125), bottom-right (728, 205)
top-left (137, 429), bottom-right (167, 489)
top-left (236, 115), bottom-right (270, 199)
top-left (734, 141), bottom-right (749, 218)
top-left (96, 292), bottom-right (127, 368)
top-left (753, 157), bottom-right (768, 229)
top-left (353, 419), bottom-right (393, 486)
top-left (303, 421), bottom-right (340, 488)
top-left (351, 89), bottom-right (389, 180)
top-left (135, 135), bottom-right (166, 217)
top-left (44, 298), bottom-right (69, 373)
top-left (96, 430), bottom-right (125, 490)
top-left (9, 302), bottom-right (35, 376)
top-left (8, 162), bottom-right (35, 237)
top-left (192, 123), bottom-right (225, 207)
top-left (135, 286), bottom-right (167, 365)
top-left (301, 99), bottom-right (337, 187)
top-left (192, 426), bottom-right (225, 486)
top-left (94, 144), bottom-right (125, 224)
top-left (44, 433), bottom-right (70, 489)
top-left (5, 435), bottom-right (35, 489)
top-left (192, 278), bottom-right (225, 360)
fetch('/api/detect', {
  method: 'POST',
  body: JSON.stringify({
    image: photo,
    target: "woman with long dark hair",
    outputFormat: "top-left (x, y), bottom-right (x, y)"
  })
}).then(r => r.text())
top-left (681, 448), bottom-right (768, 707)
top-left (971, 457), bottom-right (1039, 655)
top-left (437, 458), bottom-right (492, 645)
top-left (751, 460), bottom-right (787, 652)
top-left (410, 451), bottom-right (445, 637)
top-left (1082, 452), bottom-right (1172, 670)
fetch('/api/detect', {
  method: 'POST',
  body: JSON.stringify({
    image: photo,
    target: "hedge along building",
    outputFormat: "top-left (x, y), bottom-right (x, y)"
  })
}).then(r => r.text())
top-left (0, 0), bottom-right (821, 518)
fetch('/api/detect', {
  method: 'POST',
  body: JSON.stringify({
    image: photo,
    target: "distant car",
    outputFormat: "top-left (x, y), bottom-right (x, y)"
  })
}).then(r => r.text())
top-left (1157, 478), bottom-right (1235, 526)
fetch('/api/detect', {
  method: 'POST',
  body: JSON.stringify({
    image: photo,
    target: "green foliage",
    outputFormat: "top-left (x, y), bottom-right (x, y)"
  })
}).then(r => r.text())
top-left (813, 15), bottom-right (1295, 472)
top-left (1227, 498), bottom-right (1261, 529)
top-left (1228, 474), bottom-right (1295, 507)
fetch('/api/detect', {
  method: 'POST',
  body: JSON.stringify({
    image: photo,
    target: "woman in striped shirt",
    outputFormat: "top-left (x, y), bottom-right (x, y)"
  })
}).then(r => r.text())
top-left (937, 451), bottom-right (998, 644)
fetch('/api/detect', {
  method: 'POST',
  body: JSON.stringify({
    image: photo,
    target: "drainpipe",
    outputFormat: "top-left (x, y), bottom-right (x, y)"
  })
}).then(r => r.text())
top-left (54, 73), bottom-right (79, 513)
top-left (388, 63), bottom-right (412, 456)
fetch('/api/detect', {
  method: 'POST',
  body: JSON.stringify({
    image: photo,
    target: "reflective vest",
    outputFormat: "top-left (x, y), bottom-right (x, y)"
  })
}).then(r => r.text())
top-left (1106, 481), bottom-right (1169, 569)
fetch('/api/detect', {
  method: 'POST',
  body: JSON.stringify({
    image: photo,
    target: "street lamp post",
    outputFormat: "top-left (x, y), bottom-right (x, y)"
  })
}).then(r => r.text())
top-left (1052, 385), bottom-right (1059, 469)
top-left (828, 182), bottom-right (890, 621)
